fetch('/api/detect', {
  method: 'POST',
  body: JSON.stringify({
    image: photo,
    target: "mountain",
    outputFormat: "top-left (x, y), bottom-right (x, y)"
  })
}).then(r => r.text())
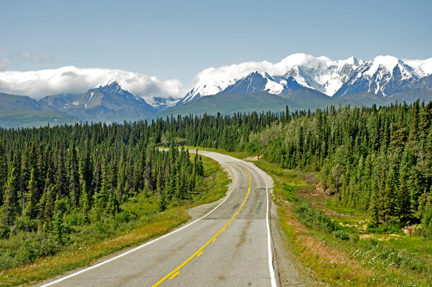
top-left (154, 87), bottom-right (432, 119)
top-left (157, 92), bottom-right (296, 118)
top-left (333, 56), bottom-right (421, 97)
top-left (177, 54), bottom-right (432, 110)
top-left (414, 75), bottom-right (432, 90)
top-left (0, 93), bottom-right (78, 128)
top-left (280, 56), bottom-right (363, 95)
top-left (177, 54), bottom-right (364, 106)
top-left (40, 80), bottom-right (157, 122)
top-left (0, 110), bottom-right (78, 129)
top-left (0, 92), bottom-right (57, 112)
top-left (220, 72), bottom-right (303, 95)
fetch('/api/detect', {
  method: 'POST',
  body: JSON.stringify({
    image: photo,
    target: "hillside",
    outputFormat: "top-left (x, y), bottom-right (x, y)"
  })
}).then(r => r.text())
top-left (0, 109), bottom-right (78, 128)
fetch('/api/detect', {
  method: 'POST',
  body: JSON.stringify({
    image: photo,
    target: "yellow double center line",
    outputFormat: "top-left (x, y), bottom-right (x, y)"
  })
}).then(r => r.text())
top-left (152, 164), bottom-right (252, 286)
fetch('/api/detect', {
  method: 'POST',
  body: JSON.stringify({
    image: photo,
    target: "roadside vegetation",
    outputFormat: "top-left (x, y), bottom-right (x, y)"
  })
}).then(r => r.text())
top-left (255, 160), bottom-right (432, 286)
top-left (0, 154), bottom-right (229, 287)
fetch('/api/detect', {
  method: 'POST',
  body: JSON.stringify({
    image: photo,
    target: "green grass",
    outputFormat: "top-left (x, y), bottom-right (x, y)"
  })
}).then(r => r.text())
top-left (325, 199), bottom-right (359, 216)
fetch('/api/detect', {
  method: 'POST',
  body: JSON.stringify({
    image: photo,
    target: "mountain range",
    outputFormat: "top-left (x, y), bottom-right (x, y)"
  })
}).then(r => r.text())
top-left (1, 54), bottom-right (432, 127)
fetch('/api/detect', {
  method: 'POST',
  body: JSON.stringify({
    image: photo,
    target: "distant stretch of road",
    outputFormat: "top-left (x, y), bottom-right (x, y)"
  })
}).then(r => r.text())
top-left (39, 151), bottom-right (277, 287)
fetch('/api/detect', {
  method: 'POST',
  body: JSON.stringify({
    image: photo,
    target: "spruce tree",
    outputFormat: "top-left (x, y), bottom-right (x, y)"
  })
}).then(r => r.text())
top-left (2, 168), bottom-right (19, 226)
top-left (24, 168), bottom-right (38, 220)
top-left (51, 211), bottom-right (65, 245)
top-left (0, 139), bottom-right (7, 205)
top-left (68, 142), bottom-right (80, 207)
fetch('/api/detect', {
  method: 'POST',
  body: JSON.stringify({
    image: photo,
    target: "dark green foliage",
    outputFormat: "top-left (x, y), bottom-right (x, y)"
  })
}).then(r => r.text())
top-left (295, 202), bottom-right (336, 233)
top-left (51, 211), bottom-right (65, 245)
top-left (334, 230), bottom-right (350, 241)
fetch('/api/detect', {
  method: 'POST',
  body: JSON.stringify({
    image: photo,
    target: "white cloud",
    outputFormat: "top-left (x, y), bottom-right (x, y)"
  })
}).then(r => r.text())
top-left (0, 66), bottom-right (185, 100)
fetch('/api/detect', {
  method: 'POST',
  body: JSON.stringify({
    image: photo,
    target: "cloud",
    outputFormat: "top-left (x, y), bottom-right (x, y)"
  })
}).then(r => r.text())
top-left (0, 66), bottom-right (185, 100)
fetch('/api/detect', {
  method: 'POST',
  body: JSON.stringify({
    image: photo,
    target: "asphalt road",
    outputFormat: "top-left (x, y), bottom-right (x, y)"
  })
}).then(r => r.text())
top-left (39, 151), bottom-right (278, 287)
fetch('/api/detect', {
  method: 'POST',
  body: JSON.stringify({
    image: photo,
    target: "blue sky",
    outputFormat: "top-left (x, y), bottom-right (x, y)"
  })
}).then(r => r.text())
top-left (0, 0), bottom-right (431, 87)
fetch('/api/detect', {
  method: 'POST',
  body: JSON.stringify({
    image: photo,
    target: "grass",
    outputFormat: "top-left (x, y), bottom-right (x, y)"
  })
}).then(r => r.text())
top-left (0, 155), bottom-right (230, 287)
top-left (254, 159), bottom-right (432, 287)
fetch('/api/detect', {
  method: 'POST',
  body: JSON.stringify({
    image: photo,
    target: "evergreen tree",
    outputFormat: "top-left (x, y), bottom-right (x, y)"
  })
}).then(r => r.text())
top-left (51, 211), bottom-right (65, 245)
top-left (0, 139), bottom-right (7, 205)
top-left (68, 142), bottom-right (80, 207)
top-left (2, 168), bottom-right (19, 226)
top-left (23, 168), bottom-right (38, 219)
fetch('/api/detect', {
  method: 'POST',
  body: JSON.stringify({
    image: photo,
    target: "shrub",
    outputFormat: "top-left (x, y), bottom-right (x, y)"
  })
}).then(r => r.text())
top-left (295, 202), bottom-right (336, 233)
top-left (350, 233), bottom-right (360, 243)
top-left (334, 230), bottom-right (350, 241)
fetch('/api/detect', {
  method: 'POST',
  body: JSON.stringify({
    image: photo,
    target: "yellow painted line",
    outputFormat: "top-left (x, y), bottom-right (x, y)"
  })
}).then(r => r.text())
top-left (213, 238), bottom-right (217, 242)
top-left (152, 164), bottom-right (252, 287)
top-left (197, 251), bottom-right (203, 257)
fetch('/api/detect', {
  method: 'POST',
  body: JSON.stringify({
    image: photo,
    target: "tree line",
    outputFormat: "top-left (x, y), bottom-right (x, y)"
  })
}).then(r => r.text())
top-left (0, 125), bottom-right (204, 240)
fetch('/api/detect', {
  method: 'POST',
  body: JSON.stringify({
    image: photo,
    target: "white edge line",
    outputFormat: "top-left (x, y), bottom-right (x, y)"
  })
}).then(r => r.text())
top-left (264, 173), bottom-right (277, 287)
top-left (41, 152), bottom-right (233, 287)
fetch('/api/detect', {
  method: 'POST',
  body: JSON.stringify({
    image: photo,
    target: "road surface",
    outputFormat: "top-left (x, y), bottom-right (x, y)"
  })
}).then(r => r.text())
top-left (39, 151), bottom-right (278, 287)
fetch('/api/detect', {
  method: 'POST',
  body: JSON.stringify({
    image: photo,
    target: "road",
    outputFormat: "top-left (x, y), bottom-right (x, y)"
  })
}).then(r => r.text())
top-left (39, 151), bottom-right (278, 287)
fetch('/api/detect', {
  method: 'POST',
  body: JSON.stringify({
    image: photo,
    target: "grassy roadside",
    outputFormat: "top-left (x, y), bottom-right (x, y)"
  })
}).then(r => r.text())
top-left (0, 156), bottom-right (230, 287)
top-left (254, 159), bottom-right (432, 287)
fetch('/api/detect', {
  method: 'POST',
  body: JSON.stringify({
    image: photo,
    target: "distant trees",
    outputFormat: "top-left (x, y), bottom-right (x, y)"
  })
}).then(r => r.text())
top-left (0, 122), bottom-right (205, 240)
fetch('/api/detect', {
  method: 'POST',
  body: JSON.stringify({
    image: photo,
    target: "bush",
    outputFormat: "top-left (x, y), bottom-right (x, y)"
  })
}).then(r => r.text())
top-left (0, 233), bottom-right (60, 270)
top-left (295, 202), bottom-right (336, 233)
top-left (365, 224), bottom-right (385, 234)
top-left (366, 223), bottom-right (402, 234)
top-left (334, 230), bottom-right (350, 241)
top-left (350, 233), bottom-right (360, 243)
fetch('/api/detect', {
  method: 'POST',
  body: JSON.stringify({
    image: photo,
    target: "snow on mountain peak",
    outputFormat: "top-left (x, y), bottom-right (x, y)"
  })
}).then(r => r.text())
top-left (403, 57), bottom-right (432, 77)
top-left (93, 79), bottom-right (119, 89)
top-left (364, 55), bottom-right (400, 77)
top-left (183, 53), bottom-right (362, 102)
top-left (335, 56), bottom-right (364, 68)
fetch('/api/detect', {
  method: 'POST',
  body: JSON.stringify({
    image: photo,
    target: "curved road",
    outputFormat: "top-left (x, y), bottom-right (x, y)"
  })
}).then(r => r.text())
top-left (39, 151), bottom-right (277, 287)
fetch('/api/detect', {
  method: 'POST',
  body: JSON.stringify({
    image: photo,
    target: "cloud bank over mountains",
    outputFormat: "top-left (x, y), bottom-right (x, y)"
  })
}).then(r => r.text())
top-left (0, 66), bottom-right (185, 101)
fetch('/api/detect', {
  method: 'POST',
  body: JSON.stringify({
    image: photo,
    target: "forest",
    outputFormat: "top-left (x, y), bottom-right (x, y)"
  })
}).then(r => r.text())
top-left (1, 100), bottom-right (432, 270)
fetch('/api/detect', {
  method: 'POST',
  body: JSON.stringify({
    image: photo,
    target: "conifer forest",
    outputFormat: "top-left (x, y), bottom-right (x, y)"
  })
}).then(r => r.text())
top-left (1, 100), bottom-right (432, 269)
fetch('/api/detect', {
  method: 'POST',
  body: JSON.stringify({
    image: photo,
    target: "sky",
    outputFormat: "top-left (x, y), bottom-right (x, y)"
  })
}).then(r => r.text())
top-left (0, 0), bottom-right (431, 99)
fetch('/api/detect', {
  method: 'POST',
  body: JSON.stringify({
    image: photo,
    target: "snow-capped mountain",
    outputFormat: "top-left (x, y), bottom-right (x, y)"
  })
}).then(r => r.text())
top-left (176, 54), bottom-right (432, 105)
top-left (219, 72), bottom-right (303, 95)
top-left (334, 56), bottom-right (422, 97)
top-left (40, 80), bottom-right (157, 122)
top-left (177, 54), bottom-right (364, 105)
